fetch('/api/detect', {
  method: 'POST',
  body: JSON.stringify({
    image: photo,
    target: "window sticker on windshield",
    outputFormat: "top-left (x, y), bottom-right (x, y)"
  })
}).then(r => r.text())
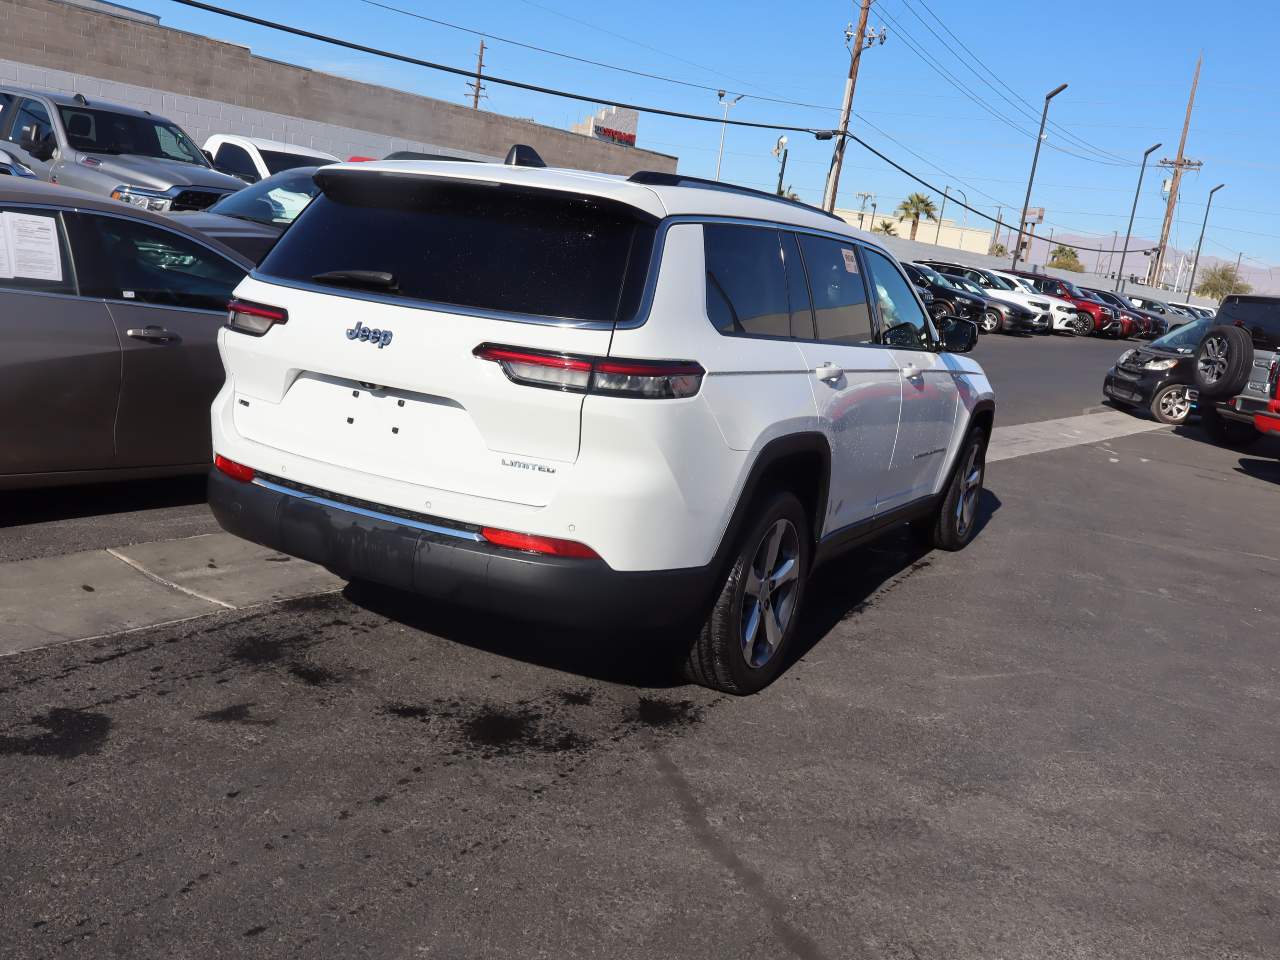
top-left (841, 247), bottom-right (859, 274)
top-left (2, 212), bottom-right (61, 282)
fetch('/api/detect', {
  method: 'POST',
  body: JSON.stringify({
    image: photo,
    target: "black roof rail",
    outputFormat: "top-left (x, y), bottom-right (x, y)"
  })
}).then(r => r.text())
top-left (626, 171), bottom-right (843, 222)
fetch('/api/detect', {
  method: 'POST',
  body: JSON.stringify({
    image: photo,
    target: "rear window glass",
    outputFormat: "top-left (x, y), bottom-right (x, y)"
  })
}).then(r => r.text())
top-left (260, 150), bottom-right (329, 174)
top-left (259, 174), bottom-right (655, 324)
top-left (1218, 297), bottom-right (1280, 351)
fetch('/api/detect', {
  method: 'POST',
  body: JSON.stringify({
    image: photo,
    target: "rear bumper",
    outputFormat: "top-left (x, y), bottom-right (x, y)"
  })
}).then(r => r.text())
top-left (208, 469), bottom-right (716, 628)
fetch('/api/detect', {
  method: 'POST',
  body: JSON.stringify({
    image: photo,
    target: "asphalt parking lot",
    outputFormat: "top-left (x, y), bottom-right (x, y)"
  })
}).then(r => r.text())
top-left (2, 333), bottom-right (1278, 959)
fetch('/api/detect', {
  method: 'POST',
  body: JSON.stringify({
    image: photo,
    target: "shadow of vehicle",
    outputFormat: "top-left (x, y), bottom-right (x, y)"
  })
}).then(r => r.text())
top-left (0, 475), bottom-right (208, 530)
top-left (345, 488), bottom-right (1003, 692)
top-left (1236, 454), bottom-right (1280, 484)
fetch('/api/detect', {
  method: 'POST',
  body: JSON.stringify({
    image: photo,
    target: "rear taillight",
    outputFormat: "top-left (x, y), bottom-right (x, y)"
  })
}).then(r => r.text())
top-left (214, 454), bottom-right (255, 483)
top-left (227, 299), bottom-right (288, 337)
top-left (481, 526), bottom-right (600, 559)
top-left (473, 344), bottom-right (704, 399)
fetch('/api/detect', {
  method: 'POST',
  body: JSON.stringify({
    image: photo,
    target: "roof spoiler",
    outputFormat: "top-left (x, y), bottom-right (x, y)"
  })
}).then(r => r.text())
top-left (504, 144), bottom-right (547, 168)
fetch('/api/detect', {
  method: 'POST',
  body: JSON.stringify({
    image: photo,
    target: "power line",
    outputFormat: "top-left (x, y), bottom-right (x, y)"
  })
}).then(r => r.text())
top-left (873, 4), bottom-right (1133, 168)
top-left (163, 0), bottom-right (1157, 256)
top-left (902, 0), bottom-right (1136, 166)
top-left (358, 0), bottom-right (845, 112)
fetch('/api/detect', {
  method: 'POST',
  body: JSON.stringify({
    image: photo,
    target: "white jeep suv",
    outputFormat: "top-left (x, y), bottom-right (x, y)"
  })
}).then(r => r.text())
top-left (209, 157), bottom-right (995, 694)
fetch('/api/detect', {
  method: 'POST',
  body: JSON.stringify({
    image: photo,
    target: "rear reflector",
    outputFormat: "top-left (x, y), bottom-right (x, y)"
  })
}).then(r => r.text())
top-left (214, 454), bottom-right (255, 483)
top-left (474, 343), bottom-right (703, 399)
top-left (227, 299), bottom-right (288, 337)
top-left (481, 526), bottom-right (599, 559)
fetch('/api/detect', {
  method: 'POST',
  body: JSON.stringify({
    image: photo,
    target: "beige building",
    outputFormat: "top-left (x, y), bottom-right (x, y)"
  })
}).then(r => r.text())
top-left (836, 209), bottom-right (994, 256)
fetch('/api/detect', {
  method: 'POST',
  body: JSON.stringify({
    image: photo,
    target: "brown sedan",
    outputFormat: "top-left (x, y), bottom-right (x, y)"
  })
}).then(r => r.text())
top-left (0, 179), bottom-right (253, 489)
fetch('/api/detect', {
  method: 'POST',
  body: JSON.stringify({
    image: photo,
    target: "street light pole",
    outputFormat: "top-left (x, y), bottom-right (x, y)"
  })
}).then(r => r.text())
top-left (714, 91), bottom-right (744, 181)
top-left (1012, 83), bottom-right (1068, 271)
top-left (1186, 183), bottom-right (1225, 300)
top-left (1114, 142), bottom-right (1162, 291)
top-left (771, 135), bottom-right (789, 196)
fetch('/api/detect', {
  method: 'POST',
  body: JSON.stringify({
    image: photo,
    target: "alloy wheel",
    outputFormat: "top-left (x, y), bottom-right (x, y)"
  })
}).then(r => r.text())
top-left (980, 309), bottom-right (1000, 333)
top-left (740, 518), bottom-right (801, 669)
top-left (1198, 336), bottom-right (1228, 386)
top-left (954, 441), bottom-right (984, 539)
top-left (1158, 385), bottom-right (1192, 423)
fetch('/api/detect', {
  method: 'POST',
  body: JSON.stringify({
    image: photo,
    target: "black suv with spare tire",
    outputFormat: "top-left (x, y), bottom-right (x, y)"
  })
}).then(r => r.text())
top-left (1190, 295), bottom-right (1280, 447)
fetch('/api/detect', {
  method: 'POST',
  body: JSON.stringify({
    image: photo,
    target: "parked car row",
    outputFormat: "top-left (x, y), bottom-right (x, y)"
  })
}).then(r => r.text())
top-left (898, 254), bottom-right (1216, 342)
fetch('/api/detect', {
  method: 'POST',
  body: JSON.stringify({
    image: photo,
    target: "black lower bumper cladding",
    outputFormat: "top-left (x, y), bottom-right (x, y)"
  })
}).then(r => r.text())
top-left (207, 469), bottom-right (714, 628)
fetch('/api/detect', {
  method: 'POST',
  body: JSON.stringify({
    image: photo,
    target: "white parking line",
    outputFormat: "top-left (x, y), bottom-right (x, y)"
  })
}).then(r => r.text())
top-left (988, 410), bottom-right (1167, 463)
top-left (106, 547), bottom-right (236, 610)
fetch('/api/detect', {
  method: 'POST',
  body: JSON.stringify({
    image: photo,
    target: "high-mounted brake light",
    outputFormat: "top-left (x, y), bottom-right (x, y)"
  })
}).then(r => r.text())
top-left (473, 344), bottom-right (704, 399)
top-left (227, 299), bottom-right (288, 337)
top-left (214, 454), bottom-right (255, 483)
top-left (481, 526), bottom-right (600, 559)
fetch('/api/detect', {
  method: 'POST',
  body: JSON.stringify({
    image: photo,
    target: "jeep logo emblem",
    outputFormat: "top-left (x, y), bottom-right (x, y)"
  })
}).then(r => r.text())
top-left (346, 320), bottom-right (393, 349)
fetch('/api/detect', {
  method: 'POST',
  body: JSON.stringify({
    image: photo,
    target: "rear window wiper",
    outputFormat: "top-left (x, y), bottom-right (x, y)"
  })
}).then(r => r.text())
top-left (311, 270), bottom-right (399, 292)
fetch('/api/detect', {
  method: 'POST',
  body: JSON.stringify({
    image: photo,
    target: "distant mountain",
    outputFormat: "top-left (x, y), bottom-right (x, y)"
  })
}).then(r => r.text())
top-left (1016, 232), bottom-right (1278, 295)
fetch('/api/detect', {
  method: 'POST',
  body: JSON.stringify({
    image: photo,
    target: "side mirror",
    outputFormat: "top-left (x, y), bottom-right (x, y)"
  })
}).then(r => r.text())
top-left (203, 149), bottom-right (215, 164)
top-left (20, 126), bottom-right (54, 162)
top-left (938, 316), bottom-right (978, 353)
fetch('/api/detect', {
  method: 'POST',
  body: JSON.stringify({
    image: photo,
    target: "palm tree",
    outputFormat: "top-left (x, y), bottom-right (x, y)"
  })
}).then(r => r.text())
top-left (873, 219), bottom-right (897, 236)
top-left (895, 192), bottom-right (937, 241)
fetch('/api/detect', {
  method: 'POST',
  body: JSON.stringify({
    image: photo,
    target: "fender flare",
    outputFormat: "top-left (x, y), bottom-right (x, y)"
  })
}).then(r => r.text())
top-left (710, 432), bottom-right (832, 570)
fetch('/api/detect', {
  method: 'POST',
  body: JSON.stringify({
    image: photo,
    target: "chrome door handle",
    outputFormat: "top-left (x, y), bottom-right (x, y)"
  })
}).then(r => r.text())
top-left (126, 326), bottom-right (177, 343)
top-left (814, 362), bottom-right (842, 383)
top-left (901, 363), bottom-right (923, 380)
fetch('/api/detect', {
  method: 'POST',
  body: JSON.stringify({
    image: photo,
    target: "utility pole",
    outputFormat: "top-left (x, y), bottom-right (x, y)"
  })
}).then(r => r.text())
top-left (821, 0), bottom-right (882, 212)
top-left (1151, 53), bottom-right (1204, 286)
top-left (1234, 251), bottom-right (1243, 293)
top-left (990, 206), bottom-right (1003, 254)
top-left (772, 135), bottom-right (789, 196)
top-left (855, 191), bottom-right (874, 229)
top-left (934, 186), bottom-right (949, 244)
top-left (466, 39), bottom-right (487, 109)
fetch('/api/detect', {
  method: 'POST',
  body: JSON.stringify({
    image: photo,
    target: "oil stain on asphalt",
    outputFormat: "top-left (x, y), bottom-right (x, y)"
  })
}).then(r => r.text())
top-left (0, 708), bottom-right (111, 759)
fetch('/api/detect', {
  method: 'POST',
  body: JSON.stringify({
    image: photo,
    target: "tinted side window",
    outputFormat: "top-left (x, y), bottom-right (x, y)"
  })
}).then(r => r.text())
top-left (862, 247), bottom-right (933, 350)
top-left (67, 213), bottom-right (245, 311)
top-left (797, 234), bottom-right (872, 344)
top-left (0, 206), bottom-right (75, 294)
top-left (5, 98), bottom-right (53, 147)
top-left (703, 223), bottom-right (790, 338)
top-left (215, 142), bottom-right (258, 180)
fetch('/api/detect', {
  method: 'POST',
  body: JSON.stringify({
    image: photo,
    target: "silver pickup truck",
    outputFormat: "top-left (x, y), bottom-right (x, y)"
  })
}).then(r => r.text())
top-left (1191, 295), bottom-right (1280, 447)
top-left (0, 86), bottom-right (244, 211)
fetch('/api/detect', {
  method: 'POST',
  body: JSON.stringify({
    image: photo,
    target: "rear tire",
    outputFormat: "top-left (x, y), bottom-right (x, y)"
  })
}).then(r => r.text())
top-left (683, 492), bottom-right (811, 695)
top-left (915, 428), bottom-right (988, 552)
top-left (1194, 325), bottom-right (1254, 399)
top-left (1200, 405), bottom-right (1262, 449)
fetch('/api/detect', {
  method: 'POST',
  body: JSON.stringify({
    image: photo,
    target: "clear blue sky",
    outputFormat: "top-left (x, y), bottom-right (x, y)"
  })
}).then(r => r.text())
top-left (154, 0), bottom-right (1279, 282)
